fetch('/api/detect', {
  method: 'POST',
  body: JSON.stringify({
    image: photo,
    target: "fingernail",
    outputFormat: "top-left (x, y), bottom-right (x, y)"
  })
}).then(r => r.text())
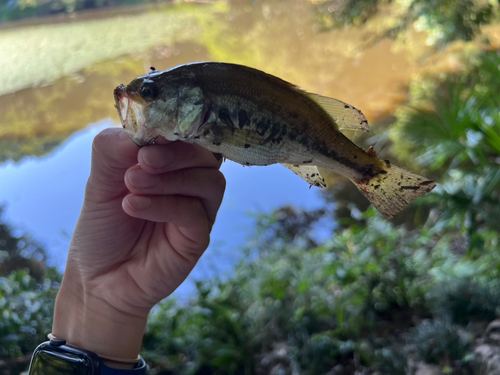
top-left (125, 196), bottom-right (151, 211)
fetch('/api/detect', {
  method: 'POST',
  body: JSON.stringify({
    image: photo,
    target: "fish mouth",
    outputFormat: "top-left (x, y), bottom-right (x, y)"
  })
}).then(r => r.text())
top-left (114, 85), bottom-right (150, 146)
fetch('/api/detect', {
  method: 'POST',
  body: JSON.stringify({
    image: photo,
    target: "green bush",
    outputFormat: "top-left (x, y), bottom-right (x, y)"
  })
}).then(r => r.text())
top-left (406, 318), bottom-right (473, 367)
top-left (432, 279), bottom-right (500, 325)
top-left (0, 269), bottom-right (60, 374)
top-left (142, 208), bottom-right (500, 374)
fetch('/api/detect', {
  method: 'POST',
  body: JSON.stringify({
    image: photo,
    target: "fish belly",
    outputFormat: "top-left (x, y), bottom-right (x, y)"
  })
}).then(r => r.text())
top-left (194, 128), bottom-right (309, 166)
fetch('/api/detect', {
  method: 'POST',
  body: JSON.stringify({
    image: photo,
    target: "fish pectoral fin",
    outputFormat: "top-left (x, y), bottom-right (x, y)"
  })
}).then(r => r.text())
top-left (305, 93), bottom-right (369, 133)
top-left (281, 164), bottom-right (327, 188)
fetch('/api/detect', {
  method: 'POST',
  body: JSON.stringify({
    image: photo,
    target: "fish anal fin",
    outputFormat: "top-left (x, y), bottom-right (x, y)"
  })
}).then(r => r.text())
top-left (282, 164), bottom-right (327, 188)
top-left (351, 164), bottom-right (435, 219)
top-left (305, 92), bottom-right (369, 133)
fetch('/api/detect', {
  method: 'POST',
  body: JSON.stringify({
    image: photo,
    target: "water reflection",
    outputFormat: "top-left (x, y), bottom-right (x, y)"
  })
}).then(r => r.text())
top-left (0, 42), bottom-right (211, 162)
top-left (0, 0), bottom-right (457, 164)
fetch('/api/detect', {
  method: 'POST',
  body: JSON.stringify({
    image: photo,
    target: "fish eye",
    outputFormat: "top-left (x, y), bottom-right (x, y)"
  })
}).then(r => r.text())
top-left (140, 81), bottom-right (159, 100)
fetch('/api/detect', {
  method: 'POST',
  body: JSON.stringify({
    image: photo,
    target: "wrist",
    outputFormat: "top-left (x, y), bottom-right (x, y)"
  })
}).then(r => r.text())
top-left (52, 273), bottom-right (148, 362)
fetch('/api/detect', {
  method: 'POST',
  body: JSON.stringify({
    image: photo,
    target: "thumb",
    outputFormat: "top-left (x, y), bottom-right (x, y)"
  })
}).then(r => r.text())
top-left (85, 128), bottom-right (139, 203)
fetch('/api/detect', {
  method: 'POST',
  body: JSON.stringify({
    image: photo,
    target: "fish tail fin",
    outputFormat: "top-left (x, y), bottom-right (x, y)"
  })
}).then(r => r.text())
top-left (350, 163), bottom-right (436, 219)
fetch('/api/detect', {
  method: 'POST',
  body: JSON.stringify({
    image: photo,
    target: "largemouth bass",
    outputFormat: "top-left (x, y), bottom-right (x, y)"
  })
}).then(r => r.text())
top-left (114, 62), bottom-right (435, 218)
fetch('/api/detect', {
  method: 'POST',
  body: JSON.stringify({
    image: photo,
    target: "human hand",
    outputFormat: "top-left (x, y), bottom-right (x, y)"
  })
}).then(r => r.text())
top-left (52, 128), bottom-right (225, 362)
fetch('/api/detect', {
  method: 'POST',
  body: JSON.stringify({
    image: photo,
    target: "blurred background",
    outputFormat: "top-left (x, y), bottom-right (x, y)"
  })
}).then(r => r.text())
top-left (1, 0), bottom-right (500, 374)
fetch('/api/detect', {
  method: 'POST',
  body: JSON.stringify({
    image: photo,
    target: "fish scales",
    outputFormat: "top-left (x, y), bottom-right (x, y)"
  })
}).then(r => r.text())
top-left (114, 62), bottom-right (436, 218)
top-left (192, 64), bottom-right (375, 176)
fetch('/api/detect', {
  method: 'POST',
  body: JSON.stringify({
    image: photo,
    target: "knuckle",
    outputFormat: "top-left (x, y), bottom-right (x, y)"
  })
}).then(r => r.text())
top-left (176, 168), bottom-right (191, 187)
top-left (212, 171), bottom-right (227, 191)
top-left (92, 128), bottom-right (117, 152)
top-left (91, 133), bottom-right (106, 157)
top-left (172, 142), bottom-right (196, 164)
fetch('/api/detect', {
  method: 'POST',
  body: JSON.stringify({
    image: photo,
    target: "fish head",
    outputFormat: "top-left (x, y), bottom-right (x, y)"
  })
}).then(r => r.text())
top-left (114, 71), bottom-right (208, 146)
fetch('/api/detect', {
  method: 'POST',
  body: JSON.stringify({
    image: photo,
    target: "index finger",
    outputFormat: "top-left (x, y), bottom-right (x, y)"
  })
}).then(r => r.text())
top-left (138, 141), bottom-right (222, 174)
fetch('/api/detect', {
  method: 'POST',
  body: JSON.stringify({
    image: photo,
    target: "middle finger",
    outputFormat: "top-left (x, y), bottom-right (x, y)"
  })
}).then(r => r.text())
top-left (125, 166), bottom-right (226, 223)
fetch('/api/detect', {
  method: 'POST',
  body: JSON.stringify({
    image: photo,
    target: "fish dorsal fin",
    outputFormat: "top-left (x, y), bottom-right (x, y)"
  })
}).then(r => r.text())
top-left (306, 92), bottom-right (369, 133)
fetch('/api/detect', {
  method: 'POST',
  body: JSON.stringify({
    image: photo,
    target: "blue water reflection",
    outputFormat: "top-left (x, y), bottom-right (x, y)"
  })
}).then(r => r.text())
top-left (0, 120), bottom-right (327, 295)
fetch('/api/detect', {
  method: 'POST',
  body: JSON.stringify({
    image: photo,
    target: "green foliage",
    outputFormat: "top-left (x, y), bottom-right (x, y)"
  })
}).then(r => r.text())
top-left (311, 0), bottom-right (495, 48)
top-left (406, 318), bottom-right (473, 366)
top-left (434, 279), bottom-right (500, 325)
top-left (0, 269), bottom-right (60, 359)
top-left (142, 208), bottom-right (500, 374)
top-left (0, 206), bottom-right (61, 375)
top-left (391, 51), bottom-right (500, 253)
top-left (392, 53), bottom-right (500, 169)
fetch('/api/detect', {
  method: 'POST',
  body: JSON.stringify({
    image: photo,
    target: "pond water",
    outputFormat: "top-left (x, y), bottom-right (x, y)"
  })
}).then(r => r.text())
top-left (0, 0), bottom-right (464, 295)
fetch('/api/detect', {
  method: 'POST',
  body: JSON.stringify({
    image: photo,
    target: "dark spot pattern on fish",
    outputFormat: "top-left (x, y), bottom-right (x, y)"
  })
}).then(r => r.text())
top-left (262, 122), bottom-right (282, 145)
top-left (287, 128), bottom-right (299, 142)
top-left (255, 118), bottom-right (270, 136)
top-left (297, 135), bottom-right (311, 151)
top-left (400, 185), bottom-right (420, 191)
top-left (218, 108), bottom-right (235, 130)
top-left (420, 180), bottom-right (434, 186)
top-left (271, 137), bottom-right (283, 145)
top-left (210, 121), bottom-right (225, 138)
top-left (238, 109), bottom-right (250, 129)
top-left (244, 144), bottom-right (251, 148)
top-left (314, 140), bottom-right (377, 177)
